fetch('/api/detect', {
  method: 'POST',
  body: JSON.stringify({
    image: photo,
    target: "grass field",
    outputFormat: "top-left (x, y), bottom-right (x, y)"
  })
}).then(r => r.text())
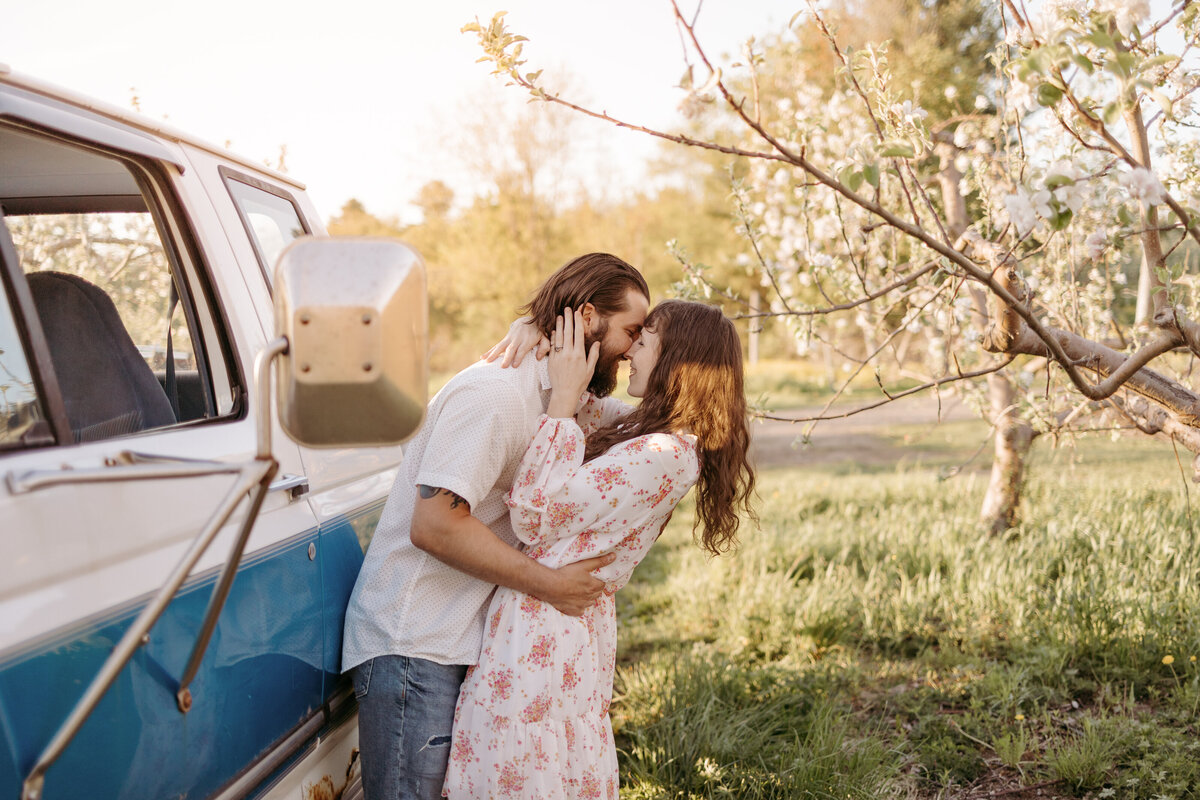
top-left (612, 433), bottom-right (1200, 799)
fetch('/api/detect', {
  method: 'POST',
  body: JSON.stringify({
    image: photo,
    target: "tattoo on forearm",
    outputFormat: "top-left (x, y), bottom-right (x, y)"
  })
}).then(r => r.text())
top-left (417, 484), bottom-right (469, 510)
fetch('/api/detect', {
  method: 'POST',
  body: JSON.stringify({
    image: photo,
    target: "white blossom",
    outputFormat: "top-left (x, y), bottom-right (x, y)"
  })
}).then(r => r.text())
top-left (1046, 163), bottom-right (1086, 213)
top-left (1005, 191), bottom-right (1038, 236)
top-left (1031, 188), bottom-right (1053, 218)
top-left (1118, 167), bottom-right (1166, 205)
top-left (974, 95), bottom-right (989, 111)
top-left (893, 100), bottom-right (928, 126)
top-left (1085, 230), bottom-right (1108, 260)
top-left (1006, 79), bottom-right (1035, 115)
top-left (1097, 0), bottom-right (1151, 38)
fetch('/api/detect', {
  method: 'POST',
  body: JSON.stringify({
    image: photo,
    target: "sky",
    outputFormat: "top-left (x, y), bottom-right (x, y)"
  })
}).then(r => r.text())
top-left (2, 0), bottom-right (788, 225)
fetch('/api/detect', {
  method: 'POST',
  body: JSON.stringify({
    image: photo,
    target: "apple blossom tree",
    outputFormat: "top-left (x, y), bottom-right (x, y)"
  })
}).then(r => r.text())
top-left (467, 0), bottom-right (1200, 533)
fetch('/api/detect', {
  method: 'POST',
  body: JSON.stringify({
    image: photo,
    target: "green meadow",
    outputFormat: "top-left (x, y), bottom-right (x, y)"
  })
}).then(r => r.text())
top-left (613, 432), bottom-right (1200, 799)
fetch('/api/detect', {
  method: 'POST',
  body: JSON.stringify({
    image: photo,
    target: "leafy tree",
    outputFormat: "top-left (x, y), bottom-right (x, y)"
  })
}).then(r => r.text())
top-left (467, 0), bottom-right (1200, 533)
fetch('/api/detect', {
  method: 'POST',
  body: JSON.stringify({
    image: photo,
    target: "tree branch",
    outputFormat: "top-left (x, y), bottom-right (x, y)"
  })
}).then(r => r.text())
top-left (757, 357), bottom-right (1016, 423)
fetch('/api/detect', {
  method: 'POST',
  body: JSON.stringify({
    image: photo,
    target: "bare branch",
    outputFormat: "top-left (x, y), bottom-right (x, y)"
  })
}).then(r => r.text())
top-left (757, 357), bottom-right (1017, 423)
top-left (731, 262), bottom-right (937, 320)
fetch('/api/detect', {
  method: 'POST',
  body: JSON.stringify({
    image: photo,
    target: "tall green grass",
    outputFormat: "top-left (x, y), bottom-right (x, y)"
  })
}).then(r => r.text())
top-left (613, 439), bottom-right (1200, 797)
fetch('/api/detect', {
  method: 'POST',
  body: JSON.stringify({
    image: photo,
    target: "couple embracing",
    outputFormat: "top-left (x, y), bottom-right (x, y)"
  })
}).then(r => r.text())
top-left (341, 252), bottom-right (756, 799)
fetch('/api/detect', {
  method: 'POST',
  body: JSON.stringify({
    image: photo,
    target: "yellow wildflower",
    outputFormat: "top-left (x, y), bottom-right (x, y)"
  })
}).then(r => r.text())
top-left (1163, 655), bottom-right (1175, 665)
top-left (1014, 713), bottom-right (1025, 721)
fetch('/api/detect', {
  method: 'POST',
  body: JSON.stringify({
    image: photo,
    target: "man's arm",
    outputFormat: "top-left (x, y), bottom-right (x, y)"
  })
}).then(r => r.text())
top-left (410, 486), bottom-right (612, 616)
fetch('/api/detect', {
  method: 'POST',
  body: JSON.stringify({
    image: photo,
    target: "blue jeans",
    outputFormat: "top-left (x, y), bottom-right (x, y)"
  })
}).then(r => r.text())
top-left (353, 655), bottom-right (469, 800)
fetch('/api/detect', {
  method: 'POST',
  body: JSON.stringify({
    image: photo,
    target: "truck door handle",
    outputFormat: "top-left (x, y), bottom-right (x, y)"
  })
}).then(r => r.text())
top-left (268, 473), bottom-right (309, 499)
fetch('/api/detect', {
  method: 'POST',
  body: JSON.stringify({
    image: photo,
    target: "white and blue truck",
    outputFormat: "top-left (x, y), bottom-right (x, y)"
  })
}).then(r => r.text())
top-left (0, 65), bottom-right (427, 800)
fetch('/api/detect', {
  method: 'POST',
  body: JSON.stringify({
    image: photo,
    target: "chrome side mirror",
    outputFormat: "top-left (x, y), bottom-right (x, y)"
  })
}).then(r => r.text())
top-left (274, 238), bottom-right (428, 447)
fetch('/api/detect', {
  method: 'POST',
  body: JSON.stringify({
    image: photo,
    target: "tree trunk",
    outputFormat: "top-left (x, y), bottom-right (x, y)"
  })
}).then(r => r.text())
top-left (936, 140), bottom-right (1035, 533)
top-left (980, 373), bottom-right (1035, 535)
top-left (1125, 82), bottom-right (1168, 327)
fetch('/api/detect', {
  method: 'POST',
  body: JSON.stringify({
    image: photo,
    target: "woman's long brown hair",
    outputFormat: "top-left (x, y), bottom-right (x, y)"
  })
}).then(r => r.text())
top-left (584, 300), bottom-right (756, 555)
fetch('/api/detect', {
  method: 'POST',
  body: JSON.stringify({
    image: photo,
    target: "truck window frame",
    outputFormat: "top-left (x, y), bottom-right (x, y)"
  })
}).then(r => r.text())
top-left (219, 166), bottom-right (312, 290)
top-left (0, 122), bottom-right (245, 449)
top-left (0, 204), bottom-right (70, 447)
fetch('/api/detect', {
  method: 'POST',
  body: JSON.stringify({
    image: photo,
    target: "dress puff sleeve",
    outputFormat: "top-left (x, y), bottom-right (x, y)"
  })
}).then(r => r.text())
top-left (506, 415), bottom-right (588, 548)
top-left (506, 414), bottom-right (699, 591)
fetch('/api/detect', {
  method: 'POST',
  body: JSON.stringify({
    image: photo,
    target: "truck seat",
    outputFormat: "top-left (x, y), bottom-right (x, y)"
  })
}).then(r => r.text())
top-left (26, 271), bottom-right (176, 442)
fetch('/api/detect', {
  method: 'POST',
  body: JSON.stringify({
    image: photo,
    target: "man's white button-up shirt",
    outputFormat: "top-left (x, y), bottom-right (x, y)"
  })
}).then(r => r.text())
top-left (341, 356), bottom-right (556, 669)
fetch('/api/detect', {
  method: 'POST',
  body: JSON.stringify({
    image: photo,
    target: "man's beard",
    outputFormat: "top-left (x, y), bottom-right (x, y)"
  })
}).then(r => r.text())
top-left (585, 319), bottom-right (622, 397)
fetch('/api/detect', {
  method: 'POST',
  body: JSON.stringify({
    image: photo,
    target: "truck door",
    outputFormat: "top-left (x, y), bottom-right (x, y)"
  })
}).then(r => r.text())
top-left (0, 105), bottom-right (324, 798)
top-left (209, 163), bottom-right (407, 695)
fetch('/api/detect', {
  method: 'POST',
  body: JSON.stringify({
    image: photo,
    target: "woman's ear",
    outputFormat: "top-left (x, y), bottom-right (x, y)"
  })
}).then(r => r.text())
top-left (580, 302), bottom-right (598, 333)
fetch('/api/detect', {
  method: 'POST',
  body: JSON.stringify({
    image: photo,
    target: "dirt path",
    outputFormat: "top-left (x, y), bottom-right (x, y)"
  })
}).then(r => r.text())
top-left (749, 394), bottom-right (979, 468)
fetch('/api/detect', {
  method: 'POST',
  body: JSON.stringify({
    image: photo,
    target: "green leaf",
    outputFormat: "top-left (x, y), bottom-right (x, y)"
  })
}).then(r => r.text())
top-left (1105, 52), bottom-right (1137, 79)
top-left (878, 140), bottom-right (915, 159)
top-left (1101, 101), bottom-right (1122, 125)
top-left (1084, 29), bottom-right (1116, 51)
top-left (838, 165), bottom-right (864, 192)
top-left (1036, 83), bottom-right (1064, 107)
top-left (1151, 90), bottom-right (1174, 116)
top-left (1071, 52), bottom-right (1095, 74)
top-left (1118, 206), bottom-right (1134, 226)
top-left (1027, 49), bottom-right (1055, 74)
top-left (789, 9), bottom-right (804, 28)
top-left (1049, 208), bottom-right (1073, 231)
top-left (1045, 174), bottom-right (1074, 190)
top-left (1141, 54), bottom-right (1180, 71)
top-left (863, 163), bottom-right (880, 188)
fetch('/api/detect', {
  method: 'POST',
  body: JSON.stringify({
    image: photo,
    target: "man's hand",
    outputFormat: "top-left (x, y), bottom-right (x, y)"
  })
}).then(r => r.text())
top-left (542, 554), bottom-right (615, 616)
top-left (411, 487), bottom-right (614, 616)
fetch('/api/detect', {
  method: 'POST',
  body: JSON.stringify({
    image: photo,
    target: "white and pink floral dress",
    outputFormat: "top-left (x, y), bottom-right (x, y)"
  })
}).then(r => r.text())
top-left (442, 414), bottom-right (699, 800)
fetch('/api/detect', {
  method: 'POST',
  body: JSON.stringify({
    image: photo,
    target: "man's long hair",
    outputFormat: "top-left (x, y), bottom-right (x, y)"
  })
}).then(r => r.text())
top-left (583, 300), bottom-right (756, 555)
top-left (521, 253), bottom-right (649, 336)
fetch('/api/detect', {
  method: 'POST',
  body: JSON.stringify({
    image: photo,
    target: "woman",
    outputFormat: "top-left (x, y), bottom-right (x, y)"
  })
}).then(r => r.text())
top-left (442, 300), bottom-right (755, 799)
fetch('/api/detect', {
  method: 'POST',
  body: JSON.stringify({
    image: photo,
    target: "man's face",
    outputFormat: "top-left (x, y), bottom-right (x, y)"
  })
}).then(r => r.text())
top-left (584, 288), bottom-right (649, 397)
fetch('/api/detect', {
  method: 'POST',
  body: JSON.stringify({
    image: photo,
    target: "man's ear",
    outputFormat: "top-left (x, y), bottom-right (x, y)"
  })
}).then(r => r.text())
top-left (580, 302), bottom-right (598, 333)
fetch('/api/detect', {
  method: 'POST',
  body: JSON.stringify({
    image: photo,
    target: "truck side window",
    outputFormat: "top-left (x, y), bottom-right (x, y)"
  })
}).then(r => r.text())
top-left (0, 276), bottom-right (46, 449)
top-left (0, 124), bottom-right (232, 445)
top-left (222, 168), bottom-right (310, 286)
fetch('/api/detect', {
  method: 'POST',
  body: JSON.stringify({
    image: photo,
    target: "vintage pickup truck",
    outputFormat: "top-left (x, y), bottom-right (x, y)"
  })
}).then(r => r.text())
top-left (0, 66), bottom-right (426, 800)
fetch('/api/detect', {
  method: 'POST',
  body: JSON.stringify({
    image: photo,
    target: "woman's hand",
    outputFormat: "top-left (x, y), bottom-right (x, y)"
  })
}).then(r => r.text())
top-left (483, 317), bottom-right (550, 368)
top-left (546, 308), bottom-right (599, 419)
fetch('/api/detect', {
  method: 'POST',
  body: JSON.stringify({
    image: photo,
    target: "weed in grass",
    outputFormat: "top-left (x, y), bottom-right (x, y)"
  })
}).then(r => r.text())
top-left (909, 716), bottom-right (985, 785)
top-left (1045, 718), bottom-right (1120, 792)
top-left (992, 727), bottom-right (1033, 773)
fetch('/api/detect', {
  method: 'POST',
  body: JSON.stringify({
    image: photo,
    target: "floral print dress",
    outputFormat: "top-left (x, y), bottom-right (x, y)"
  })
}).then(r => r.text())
top-left (442, 414), bottom-right (699, 799)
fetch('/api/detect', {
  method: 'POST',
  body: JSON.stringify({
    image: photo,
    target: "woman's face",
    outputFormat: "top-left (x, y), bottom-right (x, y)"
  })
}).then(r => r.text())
top-left (626, 324), bottom-right (661, 398)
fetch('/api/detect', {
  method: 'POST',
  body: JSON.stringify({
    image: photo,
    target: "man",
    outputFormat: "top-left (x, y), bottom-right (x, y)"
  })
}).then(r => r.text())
top-left (341, 252), bottom-right (651, 799)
